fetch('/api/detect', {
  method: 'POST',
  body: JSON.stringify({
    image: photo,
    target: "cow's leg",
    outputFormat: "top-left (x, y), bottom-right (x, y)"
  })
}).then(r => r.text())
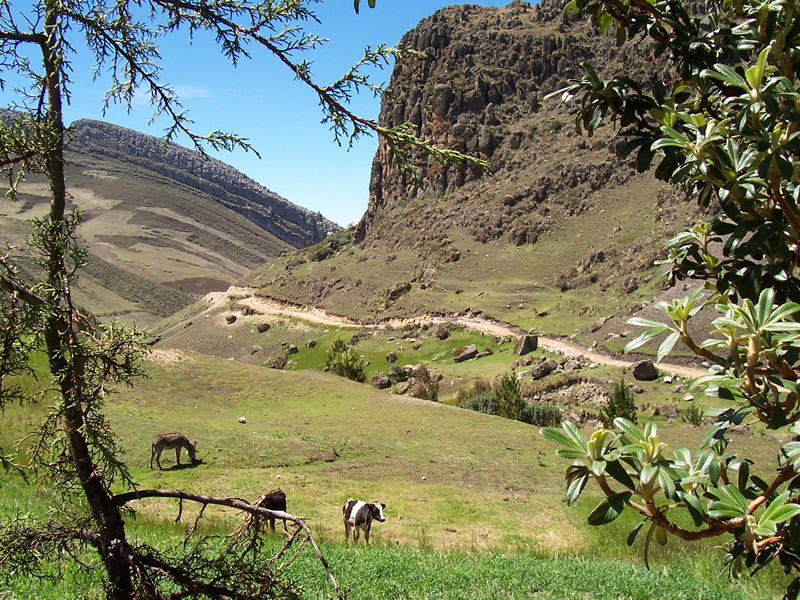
top-left (268, 517), bottom-right (276, 533)
top-left (353, 527), bottom-right (360, 544)
top-left (364, 524), bottom-right (371, 545)
top-left (344, 522), bottom-right (351, 543)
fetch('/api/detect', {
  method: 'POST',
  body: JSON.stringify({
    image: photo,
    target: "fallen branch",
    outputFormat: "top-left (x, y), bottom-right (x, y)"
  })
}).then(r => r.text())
top-left (112, 488), bottom-right (342, 600)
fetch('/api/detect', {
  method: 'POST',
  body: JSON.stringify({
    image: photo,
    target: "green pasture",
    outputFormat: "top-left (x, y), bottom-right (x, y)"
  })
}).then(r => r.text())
top-left (0, 349), bottom-right (793, 599)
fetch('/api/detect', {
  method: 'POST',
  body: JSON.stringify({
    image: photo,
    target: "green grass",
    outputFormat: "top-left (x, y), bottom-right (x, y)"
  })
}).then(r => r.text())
top-left (0, 350), bottom-right (793, 599)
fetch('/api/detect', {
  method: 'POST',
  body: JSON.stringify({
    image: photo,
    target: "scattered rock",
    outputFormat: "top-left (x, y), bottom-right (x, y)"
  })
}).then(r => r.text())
top-left (225, 314), bottom-right (237, 324)
top-left (590, 317), bottom-right (608, 333)
top-left (671, 384), bottom-right (686, 394)
top-left (256, 323), bottom-right (271, 333)
top-left (386, 352), bottom-right (398, 363)
top-left (513, 334), bottom-right (538, 356)
top-left (452, 344), bottom-right (479, 363)
top-left (372, 373), bottom-right (392, 389)
top-left (305, 340), bottom-right (317, 348)
top-left (632, 360), bottom-right (659, 381)
top-left (238, 416), bottom-right (247, 424)
top-left (630, 385), bottom-right (644, 394)
top-left (267, 353), bottom-right (287, 369)
top-left (287, 344), bottom-right (298, 355)
top-left (435, 325), bottom-right (450, 340)
top-left (250, 345), bottom-right (262, 355)
top-left (682, 393), bottom-right (695, 402)
top-left (529, 359), bottom-right (558, 380)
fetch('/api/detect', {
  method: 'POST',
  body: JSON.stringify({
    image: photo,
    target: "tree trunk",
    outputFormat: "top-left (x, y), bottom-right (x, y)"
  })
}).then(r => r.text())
top-left (41, 2), bottom-right (135, 597)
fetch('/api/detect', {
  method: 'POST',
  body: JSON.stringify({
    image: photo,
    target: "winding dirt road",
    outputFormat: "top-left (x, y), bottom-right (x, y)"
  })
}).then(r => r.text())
top-left (214, 286), bottom-right (706, 380)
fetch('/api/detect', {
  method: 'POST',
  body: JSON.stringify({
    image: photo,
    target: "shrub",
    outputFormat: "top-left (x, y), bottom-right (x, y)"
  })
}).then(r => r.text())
top-left (458, 391), bottom-right (498, 415)
top-left (495, 372), bottom-right (524, 421)
top-left (326, 340), bottom-right (366, 383)
top-left (408, 363), bottom-right (438, 402)
top-left (599, 380), bottom-right (638, 429)
top-left (681, 404), bottom-right (704, 427)
top-left (520, 403), bottom-right (562, 427)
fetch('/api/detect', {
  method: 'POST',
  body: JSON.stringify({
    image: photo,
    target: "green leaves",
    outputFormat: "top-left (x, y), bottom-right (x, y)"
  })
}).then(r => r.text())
top-left (588, 492), bottom-right (632, 525)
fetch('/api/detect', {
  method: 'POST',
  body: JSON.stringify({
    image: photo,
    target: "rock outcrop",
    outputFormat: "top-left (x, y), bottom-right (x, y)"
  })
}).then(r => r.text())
top-left (354, 0), bottom-right (670, 254)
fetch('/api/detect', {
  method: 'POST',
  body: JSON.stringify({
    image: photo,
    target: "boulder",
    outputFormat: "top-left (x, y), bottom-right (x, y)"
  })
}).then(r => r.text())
top-left (452, 344), bottom-right (479, 363)
top-left (225, 314), bottom-right (237, 324)
top-left (267, 353), bottom-right (287, 370)
top-left (632, 360), bottom-right (659, 381)
top-left (513, 334), bottom-right (538, 356)
top-left (435, 325), bottom-right (451, 340)
top-left (256, 323), bottom-right (271, 333)
top-left (529, 358), bottom-right (558, 380)
top-left (386, 351), bottom-right (398, 363)
top-left (372, 373), bottom-right (392, 389)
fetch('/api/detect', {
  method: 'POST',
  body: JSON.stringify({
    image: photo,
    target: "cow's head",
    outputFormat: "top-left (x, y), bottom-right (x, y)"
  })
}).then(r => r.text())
top-left (370, 502), bottom-right (386, 522)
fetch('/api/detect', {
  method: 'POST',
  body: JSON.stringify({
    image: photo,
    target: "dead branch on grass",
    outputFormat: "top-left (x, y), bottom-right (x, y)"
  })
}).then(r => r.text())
top-left (112, 488), bottom-right (343, 600)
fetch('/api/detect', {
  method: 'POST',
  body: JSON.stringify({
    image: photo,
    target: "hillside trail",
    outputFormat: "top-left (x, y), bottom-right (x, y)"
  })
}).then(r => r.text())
top-left (218, 286), bottom-right (706, 380)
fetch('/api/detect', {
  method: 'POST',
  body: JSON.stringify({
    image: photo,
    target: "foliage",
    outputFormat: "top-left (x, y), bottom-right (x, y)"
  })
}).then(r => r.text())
top-left (408, 363), bottom-right (438, 401)
top-left (544, 0), bottom-right (800, 594)
top-left (326, 340), bottom-right (367, 383)
top-left (682, 404), bottom-right (705, 427)
top-left (458, 390), bottom-right (499, 415)
top-left (520, 403), bottom-right (562, 428)
top-left (495, 371), bottom-right (525, 421)
top-left (599, 380), bottom-right (638, 428)
top-left (458, 374), bottom-right (561, 427)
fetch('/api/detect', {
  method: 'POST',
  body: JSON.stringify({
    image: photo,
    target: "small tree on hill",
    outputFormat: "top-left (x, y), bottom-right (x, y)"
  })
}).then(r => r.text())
top-left (495, 372), bottom-right (524, 421)
top-left (543, 0), bottom-right (800, 594)
top-left (326, 339), bottom-right (367, 383)
top-left (599, 380), bottom-right (637, 428)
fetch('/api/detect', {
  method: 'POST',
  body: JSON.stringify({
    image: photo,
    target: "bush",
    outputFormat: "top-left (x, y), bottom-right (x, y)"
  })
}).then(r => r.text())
top-left (495, 372), bottom-right (524, 421)
top-left (519, 403), bottom-right (562, 427)
top-left (458, 391), bottom-right (498, 415)
top-left (599, 380), bottom-right (637, 429)
top-left (681, 404), bottom-right (704, 427)
top-left (326, 340), bottom-right (366, 383)
top-left (408, 364), bottom-right (438, 402)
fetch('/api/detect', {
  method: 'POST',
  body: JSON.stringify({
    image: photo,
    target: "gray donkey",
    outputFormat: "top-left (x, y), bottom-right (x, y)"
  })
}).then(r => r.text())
top-left (150, 432), bottom-right (197, 469)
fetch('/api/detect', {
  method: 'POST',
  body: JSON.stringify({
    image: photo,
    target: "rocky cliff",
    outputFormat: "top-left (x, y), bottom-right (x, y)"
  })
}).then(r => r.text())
top-left (69, 119), bottom-right (341, 248)
top-left (355, 0), bottom-right (672, 248)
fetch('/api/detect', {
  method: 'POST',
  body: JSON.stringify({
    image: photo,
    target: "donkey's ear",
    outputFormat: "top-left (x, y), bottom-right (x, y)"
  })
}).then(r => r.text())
top-left (192, 441), bottom-right (198, 447)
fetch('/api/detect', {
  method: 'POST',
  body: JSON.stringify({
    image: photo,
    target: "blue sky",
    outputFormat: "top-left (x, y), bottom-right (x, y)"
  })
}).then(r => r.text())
top-left (50, 1), bottom-right (508, 227)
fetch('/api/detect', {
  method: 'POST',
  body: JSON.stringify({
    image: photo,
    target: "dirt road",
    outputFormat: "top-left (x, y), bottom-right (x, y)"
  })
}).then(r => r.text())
top-left (215, 287), bottom-right (706, 379)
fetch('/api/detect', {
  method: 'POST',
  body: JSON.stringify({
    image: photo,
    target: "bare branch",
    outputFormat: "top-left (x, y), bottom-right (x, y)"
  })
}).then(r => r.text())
top-left (112, 488), bottom-right (343, 600)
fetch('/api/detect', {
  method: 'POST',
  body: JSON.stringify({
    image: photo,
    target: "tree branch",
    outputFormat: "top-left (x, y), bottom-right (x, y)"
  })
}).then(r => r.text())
top-left (112, 488), bottom-right (343, 600)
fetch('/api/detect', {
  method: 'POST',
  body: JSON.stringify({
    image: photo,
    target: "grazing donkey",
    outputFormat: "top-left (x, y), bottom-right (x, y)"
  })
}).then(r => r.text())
top-left (343, 499), bottom-right (386, 545)
top-left (150, 432), bottom-right (197, 470)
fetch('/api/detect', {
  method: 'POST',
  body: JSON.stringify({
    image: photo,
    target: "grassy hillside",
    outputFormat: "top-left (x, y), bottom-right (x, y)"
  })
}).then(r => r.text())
top-left (0, 349), bottom-right (790, 599)
top-left (0, 131), bottom-right (296, 325)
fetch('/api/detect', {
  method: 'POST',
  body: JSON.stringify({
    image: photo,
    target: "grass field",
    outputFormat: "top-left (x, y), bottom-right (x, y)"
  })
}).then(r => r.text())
top-left (0, 347), bottom-right (793, 599)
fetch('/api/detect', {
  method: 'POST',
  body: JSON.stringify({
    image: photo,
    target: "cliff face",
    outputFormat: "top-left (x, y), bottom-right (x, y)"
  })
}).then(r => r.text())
top-left (69, 119), bottom-right (341, 248)
top-left (355, 0), bottom-right (668, 247)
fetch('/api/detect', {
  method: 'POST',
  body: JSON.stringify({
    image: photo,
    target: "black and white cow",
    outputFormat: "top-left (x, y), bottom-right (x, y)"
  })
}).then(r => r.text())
top-left (342, 498), bottom-right (386, 545)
